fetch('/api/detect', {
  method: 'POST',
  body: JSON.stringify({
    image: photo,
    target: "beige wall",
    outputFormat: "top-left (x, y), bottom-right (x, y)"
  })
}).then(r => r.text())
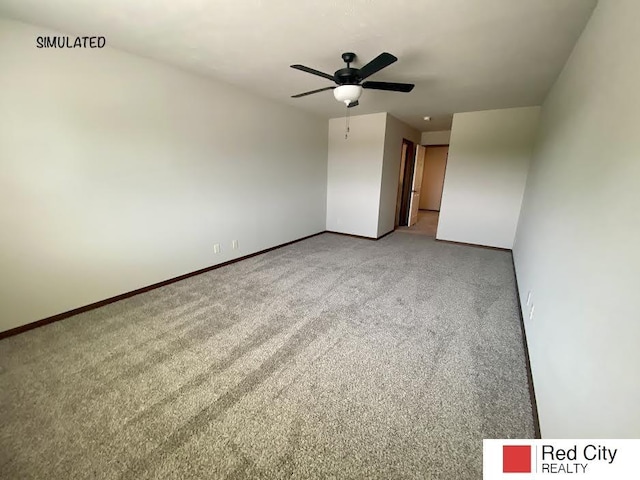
top-left (513, 0), bottom-right (640, 438)
top-left (421, 130), bottom-right (451, 145)
top-left (326, 113), bottom-right (419, 239)
top-left (326, 113), bottom-right (387, 238)
top-left (419, 146), bottom-right (448, 211)
top-left (437, 107), bottom-right (540, 249)
top-left (0, 19), bottom-right (328, 333)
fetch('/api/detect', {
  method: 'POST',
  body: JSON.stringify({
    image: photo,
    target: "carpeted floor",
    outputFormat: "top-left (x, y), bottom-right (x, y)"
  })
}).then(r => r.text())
top-left (0, 232), bottom-right (534, 479)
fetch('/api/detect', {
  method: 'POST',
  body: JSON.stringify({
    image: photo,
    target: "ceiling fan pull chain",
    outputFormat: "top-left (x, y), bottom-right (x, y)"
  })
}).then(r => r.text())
top-left (345, 105), bottom-right (350, 139)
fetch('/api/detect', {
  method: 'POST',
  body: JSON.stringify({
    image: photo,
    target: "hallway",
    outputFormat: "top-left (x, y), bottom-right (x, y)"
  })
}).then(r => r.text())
top-left (397, 210), bottom-right (439, 237)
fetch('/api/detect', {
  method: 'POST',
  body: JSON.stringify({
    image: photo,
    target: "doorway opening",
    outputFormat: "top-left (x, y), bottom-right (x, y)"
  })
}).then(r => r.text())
top-left (395, 143), bottom-right (449, 237)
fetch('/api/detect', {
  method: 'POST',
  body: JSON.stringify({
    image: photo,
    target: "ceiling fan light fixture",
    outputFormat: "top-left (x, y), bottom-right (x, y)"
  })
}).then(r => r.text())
top-left (333, 85), bottom-right (362, 105)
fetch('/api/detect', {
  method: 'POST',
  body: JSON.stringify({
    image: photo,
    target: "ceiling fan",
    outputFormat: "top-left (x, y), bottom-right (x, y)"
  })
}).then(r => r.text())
top-left (290, 52), bottom-right (415, 108)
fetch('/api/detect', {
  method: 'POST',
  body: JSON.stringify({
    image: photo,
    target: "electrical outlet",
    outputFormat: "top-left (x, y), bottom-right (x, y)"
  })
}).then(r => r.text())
top-left (232, 240), bottom-right (238, 250)
top-left (213, 243), bottom-right (220, 254)
top-left (526, 291), bottom-right (532, 306)
top-left (529, 305), bottom-right (535, 321)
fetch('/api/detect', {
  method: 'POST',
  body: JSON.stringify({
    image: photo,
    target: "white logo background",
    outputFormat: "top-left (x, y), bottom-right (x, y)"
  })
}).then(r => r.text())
top-left (483, 439), bottom-right (640, 479)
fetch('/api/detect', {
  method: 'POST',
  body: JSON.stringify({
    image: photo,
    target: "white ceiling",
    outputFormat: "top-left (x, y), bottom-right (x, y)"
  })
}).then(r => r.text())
top-left (0, 0), bottom-right (597, 131)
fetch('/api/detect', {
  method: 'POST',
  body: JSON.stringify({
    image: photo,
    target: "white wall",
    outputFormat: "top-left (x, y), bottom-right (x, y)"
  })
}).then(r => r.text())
top-left (513, 0), bottom-right (640, 438)
top-left (421, 130), bottom-right (451, 146)
top-left (437, 107), bottom-right (540, 249)
top-left (378, 114), bottom-right (421, 236)
top-left (326, 113), bottom-right (387, 238)
top-left (0, 19), bottom-right (328, 333)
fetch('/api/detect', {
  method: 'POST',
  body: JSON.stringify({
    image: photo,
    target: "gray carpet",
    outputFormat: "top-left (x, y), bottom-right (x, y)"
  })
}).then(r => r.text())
top-left (0, 232), bottom-right (534, 479)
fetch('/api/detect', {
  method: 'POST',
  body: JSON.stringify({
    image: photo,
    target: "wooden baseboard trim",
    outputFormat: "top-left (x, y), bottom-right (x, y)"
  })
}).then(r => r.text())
top-left (325, 231), bottom-right (377, 241)
top-left (435, 238), bottom-right (511, 252)
top-left (510, 253), bottom-right (542, 439)
top-left (376, 230), bottom-right (395, 240)
top-left (325, 229), bottom-right (396, 241)
top-left (0, 231), bottom-right (326, 340)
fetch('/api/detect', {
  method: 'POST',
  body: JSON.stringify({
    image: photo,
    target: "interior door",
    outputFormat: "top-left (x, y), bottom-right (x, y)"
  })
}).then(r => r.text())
top-left (408, 145), bottom-right (426, 226)
top-left (419, 146), bottom-right (449, 211)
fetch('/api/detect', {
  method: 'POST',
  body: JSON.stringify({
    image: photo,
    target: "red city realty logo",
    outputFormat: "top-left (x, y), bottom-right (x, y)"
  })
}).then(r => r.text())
top-left (503, 445), bottom-right (532, 473)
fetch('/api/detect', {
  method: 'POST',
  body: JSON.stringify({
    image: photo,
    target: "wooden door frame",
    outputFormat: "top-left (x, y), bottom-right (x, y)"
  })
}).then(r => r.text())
top-left (398, 139), bottom-right (415, 227)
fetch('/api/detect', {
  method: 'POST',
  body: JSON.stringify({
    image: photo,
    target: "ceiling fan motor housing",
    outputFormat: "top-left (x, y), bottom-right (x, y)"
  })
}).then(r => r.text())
top-left (334, 67), bottom-right (361, 85)
top-left (335, 52), bottom-right (359, 84)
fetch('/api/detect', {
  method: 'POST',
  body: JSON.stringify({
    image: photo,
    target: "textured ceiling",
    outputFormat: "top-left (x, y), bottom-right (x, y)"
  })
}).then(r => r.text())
top-left (0, 0), bottom-right (597, 131)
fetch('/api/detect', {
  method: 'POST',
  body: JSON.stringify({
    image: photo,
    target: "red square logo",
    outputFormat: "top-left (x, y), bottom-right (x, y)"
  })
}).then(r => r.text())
top-left (503, 445), bottom-right (531, 473)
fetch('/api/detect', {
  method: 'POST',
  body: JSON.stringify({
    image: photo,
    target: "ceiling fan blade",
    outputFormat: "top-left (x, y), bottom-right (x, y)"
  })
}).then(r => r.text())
top-left (347, 100), bottom-right (359, 108)
top-left (358, 52), bottom-right (398, 80)
top-left (291, 86), bottom-right (335, 98)
top-left (290, 64), bottom-right (335, 81)
top-left (362, 81), bottom-right (415, 92)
